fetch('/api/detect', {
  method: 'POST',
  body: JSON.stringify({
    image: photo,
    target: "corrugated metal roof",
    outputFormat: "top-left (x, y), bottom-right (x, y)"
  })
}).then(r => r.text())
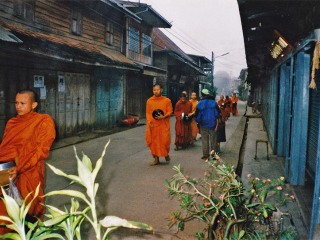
top-left (0, 25), bottom-right (22, 43)
top-left (119, 1), bottom-right (171, 28)
top-left (2, 23), bottom-right (136, 67)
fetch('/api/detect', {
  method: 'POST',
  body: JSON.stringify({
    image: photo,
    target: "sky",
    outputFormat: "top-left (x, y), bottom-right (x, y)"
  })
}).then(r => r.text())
top-left (132, 0), bottom-right (247, 78)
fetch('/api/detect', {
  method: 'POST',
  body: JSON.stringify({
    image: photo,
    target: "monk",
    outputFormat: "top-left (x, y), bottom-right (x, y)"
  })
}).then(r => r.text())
top-left (174, 92), bottom-right (192, 150)
top-left (0, 89), bottom-right (56, 234)
top-left (217, 95), bottom-right (227, 122)
top-left (146, 83), bottom-right (172, 166)
top-left (225, 95), bottom-right (231, 119)
top-left (189, 92), bottom-right (199, 141)
top-left (231, 93), bottom-right (239, 116)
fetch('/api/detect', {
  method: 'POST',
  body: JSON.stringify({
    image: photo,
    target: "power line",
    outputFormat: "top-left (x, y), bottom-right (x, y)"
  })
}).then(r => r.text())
top-left (163, 28), bottom-right (204, 54)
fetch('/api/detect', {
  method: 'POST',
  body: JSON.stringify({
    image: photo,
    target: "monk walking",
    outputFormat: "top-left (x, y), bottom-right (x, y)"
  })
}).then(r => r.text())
top-left (225, 95), bottom-right (231, 119)
top-left (189, 92), bottom-right (199, 141)
top-left (217, 95), bottom-right (228, 122)
top-left (146, 83), bottom-right (172, 166)
top-left (174, 92), bottom-right (192, 150)
top-left (231, 92), bottom-right (239, 116)
top-left (0, 89), bottom-right (56, 234)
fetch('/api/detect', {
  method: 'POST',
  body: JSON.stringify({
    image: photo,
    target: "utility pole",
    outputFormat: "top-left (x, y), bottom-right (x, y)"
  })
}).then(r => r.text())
top-left (211, 51), bottom-right (214, 93)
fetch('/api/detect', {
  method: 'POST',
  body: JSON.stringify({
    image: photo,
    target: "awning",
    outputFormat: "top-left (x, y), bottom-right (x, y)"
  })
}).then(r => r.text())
top-left (0, 25), bottom-right (22, 43)
top-left (168, 51), bottom-right (205, 75)
top-left (135, 63), bottom-right (167, 77)
top-left (1, 22), bottom-right (138, 69)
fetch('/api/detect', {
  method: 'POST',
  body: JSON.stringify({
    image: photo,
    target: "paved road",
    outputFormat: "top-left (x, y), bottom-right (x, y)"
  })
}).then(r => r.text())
top-left (45, 101), bottom-right (246, 239)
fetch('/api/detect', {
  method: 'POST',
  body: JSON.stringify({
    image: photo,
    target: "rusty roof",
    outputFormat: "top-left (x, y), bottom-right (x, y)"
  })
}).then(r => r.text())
top-left (2, 22), bottom-right (136, 67)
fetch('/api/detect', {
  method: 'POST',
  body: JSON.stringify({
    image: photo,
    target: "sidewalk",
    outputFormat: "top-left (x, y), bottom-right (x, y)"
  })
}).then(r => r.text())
top-left (45, 101), bottom-right (308, 239)
top-left (243, 107), bottom-right (308, 239)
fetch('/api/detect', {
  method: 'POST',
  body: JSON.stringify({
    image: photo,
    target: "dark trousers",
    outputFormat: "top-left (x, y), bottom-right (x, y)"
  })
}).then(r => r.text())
top-left (200, 127), bottom-right (217, 157)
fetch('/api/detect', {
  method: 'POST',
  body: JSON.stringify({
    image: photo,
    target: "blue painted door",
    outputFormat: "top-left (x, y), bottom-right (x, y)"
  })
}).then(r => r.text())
top-left (95, 70), bottom-right (124, 128)
top-left (277, 64), bottom-right (290, 156)
top-left (289, 52), bottom-right (310, 185)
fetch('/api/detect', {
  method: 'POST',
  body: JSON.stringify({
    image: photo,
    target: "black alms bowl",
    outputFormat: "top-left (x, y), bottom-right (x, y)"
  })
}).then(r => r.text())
top-left (152, 109), bottom-right (164, 119)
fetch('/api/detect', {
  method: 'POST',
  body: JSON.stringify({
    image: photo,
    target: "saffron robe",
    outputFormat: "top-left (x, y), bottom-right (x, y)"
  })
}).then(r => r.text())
top-left (231, 96), bottom-right (239, 116)
top-left (189, 99), bottom-right (199, 140)
top-left (174, 100), bottom-right (192, 147)
top-left (224, 97), bottom-right (232, 117)
top-left (0, 112), bottom-right (56, 231)
top-left (217, 99), bottom-right (228, 122)
top-left (146, 96), bottom-right (172, 157)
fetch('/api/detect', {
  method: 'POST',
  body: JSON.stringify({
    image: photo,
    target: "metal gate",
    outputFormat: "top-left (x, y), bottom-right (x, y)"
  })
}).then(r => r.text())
top-left (306, 70), bottom-right (320, 179)
top-left (288, 52), bottom-right (310, 185)
top-left (277, 64), bottom-right (290, 156)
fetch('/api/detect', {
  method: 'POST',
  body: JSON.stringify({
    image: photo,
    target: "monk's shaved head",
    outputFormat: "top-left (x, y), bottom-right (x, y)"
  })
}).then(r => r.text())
top-left (17, 89), bottom-right (38, 103)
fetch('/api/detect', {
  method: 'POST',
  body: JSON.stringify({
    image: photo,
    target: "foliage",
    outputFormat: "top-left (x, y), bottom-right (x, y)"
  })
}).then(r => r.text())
top-left (0, 140), bottom-right (152, 240)
top-left (165, 153), bottom-right (296, 240)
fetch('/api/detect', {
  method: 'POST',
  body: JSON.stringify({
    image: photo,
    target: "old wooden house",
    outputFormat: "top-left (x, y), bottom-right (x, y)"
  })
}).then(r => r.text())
top-left (0, 0), bottom-right (171, 138)
top-left (118, 1), bottom-right (171, 117)
top-left (152, 28), bottom-right (206, 107)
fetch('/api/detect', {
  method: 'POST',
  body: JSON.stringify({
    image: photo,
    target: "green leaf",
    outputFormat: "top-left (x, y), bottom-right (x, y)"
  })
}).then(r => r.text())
top-left (0, 232), bottom-right (21, 240)
top-left (34, 233), bottom-right (65, 240)
top-left (77, 158), bottom-right (94, 194)
top-left (100, 215), bottom-right (152, 230)
top-left (239, 230), bottom-right (245, 239)
top-left (245, 202), bottom-right (260, 208)
top-left (45, 190), bottom-right (90, 206)
top-left (264, 204), bottom-right (276, 211)
top-left (43, 214), bottom-right (70, 227)
top-left (47, 164), bottom-right (81, 184)
top-left (81, 153), bottom-right (93, 172)
top-left (1, 187), bottom-right (20, 223)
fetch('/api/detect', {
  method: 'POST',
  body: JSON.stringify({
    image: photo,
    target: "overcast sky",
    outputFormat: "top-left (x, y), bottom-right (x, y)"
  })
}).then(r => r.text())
top-left (132, 0), bottom-right (247, 78)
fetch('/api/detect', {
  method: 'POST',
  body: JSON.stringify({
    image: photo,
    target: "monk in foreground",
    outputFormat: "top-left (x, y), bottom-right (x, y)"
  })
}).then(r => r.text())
top-left (0, 89), bottom-right (56, 234)
top-left (146, 83), bottom-right (172, 166)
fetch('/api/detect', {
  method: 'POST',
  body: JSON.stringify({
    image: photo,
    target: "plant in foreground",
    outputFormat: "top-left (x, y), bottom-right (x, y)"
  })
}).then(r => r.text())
top-left (0, 140), bottom-right (152, 240)
top-left (165, 157), bottom-right (296, 240)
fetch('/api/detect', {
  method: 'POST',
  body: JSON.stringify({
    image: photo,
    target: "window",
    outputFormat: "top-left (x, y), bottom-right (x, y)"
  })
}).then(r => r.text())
top-left (13, 0), bottom-right (34, 22)
top-left (128, 27), bottom-right (140, 53)
top-left (142, 33), bottom-right (152, 57)
top-left (71, 9), bottom-right (82, 35)
top-left (105, 21), bottom-right (114, 45)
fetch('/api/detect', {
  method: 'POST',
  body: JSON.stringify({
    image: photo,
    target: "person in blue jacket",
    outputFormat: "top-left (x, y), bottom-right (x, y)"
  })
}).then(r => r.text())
top-left (195, 89), bottom-right (220, 160)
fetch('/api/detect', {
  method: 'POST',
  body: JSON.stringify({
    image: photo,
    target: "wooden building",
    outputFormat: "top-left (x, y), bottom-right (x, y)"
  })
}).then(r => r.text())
top-left (0, 0), bottom-right (170, 138)
top-left (152, 28), bottom-right (206, 108)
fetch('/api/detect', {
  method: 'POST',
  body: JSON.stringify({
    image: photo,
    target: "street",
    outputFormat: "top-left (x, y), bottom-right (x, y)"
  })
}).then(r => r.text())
top-left (44, 101), bottom-right (246, 239)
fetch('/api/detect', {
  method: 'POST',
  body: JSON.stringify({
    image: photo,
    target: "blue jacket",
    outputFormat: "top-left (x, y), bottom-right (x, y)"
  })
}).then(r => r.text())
top-left (195, 97), bottom-right (220, 129)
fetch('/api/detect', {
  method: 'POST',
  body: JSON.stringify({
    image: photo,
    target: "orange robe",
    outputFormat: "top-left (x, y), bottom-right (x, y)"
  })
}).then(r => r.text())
top-left (225, 98), bottom-right (231, 117)
top-left (217, 99), bottom-right (227, 122)
top-left (145, 96), bottom-right (172, 157)
top-left (0, 112), bottom-right (56, 232)
top-left (174, 100), bottom-right (192, 147)
top-left (231, 96), bottom-right (239, 116)
top-left (189, 99), bottom-right (198, 140)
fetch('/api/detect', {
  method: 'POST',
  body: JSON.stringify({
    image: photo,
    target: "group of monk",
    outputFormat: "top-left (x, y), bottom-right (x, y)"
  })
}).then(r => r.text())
top-left (0, 85), bottom-right (238, 235)
top-left (146, 84), bottom-right (200, 166)
top-left (217, 92), bottom-right (239, 122)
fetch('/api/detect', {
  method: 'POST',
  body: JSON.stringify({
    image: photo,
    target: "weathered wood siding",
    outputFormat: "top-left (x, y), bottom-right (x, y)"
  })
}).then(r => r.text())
top-left (0, 0), bottom-right (129, 139)
top-left (127, 18), bottom-right (152, 65)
